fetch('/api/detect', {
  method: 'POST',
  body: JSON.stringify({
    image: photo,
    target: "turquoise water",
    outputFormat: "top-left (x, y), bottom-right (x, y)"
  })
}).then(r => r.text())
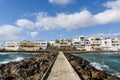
top-left (0, 52), bottom-right (40, 64)
top-left (74, 52), bottom-right (120, 77)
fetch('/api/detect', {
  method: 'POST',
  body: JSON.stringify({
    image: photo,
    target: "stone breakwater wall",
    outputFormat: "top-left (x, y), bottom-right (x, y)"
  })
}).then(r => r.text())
top-left (65, 53), bottom-right (120, 80)
top-left (0, 52), bottom-right (58, 80)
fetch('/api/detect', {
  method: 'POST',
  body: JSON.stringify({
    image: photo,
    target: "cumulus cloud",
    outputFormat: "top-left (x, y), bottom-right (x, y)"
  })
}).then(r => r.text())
top-left (35, 10), bottom-right (94, 30)
top-left (35, 0), bottom-right (120, 30)
top-left (87, 32), bottom-right (120, 38)
top-left (104, 0), bottom-right (120, 9)
top-left (16, 0), bottom-right (120, 31)
top-left (30, 31), bottom-right (39, 38)
top-left (48, 0), bottom-right (75, 5)
top-left (16, 19), bottom-right (34, 29)
top-left (0, 25), bottom-right (22, 40)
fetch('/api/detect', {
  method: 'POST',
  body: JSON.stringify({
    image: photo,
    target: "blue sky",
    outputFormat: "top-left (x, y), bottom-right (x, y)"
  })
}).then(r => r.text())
top-left (0, 0), bottom-right (120, 42)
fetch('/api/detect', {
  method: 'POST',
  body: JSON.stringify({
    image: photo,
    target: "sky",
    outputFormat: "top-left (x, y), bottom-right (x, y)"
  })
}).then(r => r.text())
top-left (0, 0), bottom-right (120, 43)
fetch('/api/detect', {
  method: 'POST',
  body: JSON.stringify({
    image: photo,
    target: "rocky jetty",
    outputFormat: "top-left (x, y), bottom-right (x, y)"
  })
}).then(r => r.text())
top-left (65, 53), bottom-right (120, 80)
top-left (0, 52), bottom-right (58, 80)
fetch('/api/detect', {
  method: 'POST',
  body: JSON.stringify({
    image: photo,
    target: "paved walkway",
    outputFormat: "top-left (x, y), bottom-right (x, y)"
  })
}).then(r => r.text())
top-left (47, 51), bottom-right (81, 80)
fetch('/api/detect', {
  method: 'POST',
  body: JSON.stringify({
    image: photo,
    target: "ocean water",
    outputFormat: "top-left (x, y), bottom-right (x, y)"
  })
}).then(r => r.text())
top-left (0, 52), bottom-right (40, 64)
top-left (74, 52), bottom-right (120, 78)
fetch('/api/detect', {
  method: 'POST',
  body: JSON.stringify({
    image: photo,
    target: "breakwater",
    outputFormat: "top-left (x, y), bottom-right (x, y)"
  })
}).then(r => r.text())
top-left (65, 53), bottom-right (120, 80)
top-left (47, 51), bottom-right (80, 80)
top-left (0, 52), bottom-right (58, 80)
top-left (0, 51), bottom-right (120, 80)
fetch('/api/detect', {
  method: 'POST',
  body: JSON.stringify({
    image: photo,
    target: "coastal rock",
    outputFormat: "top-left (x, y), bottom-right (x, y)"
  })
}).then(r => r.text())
top-left (0, 52), bottom-right (58, 80)
top-left (65, 53), bottom-right (120, 80)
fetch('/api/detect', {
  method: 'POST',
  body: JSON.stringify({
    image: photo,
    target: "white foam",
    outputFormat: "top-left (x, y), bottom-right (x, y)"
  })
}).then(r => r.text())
top-left (13, 57), bottom-right (24, 61)
top-left (91, 62), bottom-right (120, 78)
top-left (91, 62), bottom-right (103, 70)
top-left (112, 59), bottom-right (118, 62)
top-left (0, 61), bottom-right (10, 64)
top-left (0, 52), bottom-right (12, 55)
top-left (90, 62), bottom-right (109, 71)
top-left (0, 57), bottom-right (24, 64)
top-left (111, 72), bottom-right (120, 78)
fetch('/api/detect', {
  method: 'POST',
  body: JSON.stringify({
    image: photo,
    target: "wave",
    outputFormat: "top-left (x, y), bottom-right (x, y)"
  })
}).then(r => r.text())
top-left (90, 62), bottom-right (120, 78)
top-left (0, 52), bottom-right (14, 55)
top-left (90, 62), bottom-right (109, 70)
top-left (0, 57), bottom-right (24, 64)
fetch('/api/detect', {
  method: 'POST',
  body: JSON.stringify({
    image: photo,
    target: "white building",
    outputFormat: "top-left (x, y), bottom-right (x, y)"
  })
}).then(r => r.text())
top-left (48, 40), bottom-right (55, 46)
top-left (85, 37), bottom-right (101, 51)
top-left (72, 38), bottom-right (80, 48)
top-left (112, 38), bottom-right (120, 51)
top-left (34, 41), bottom-right (48, 50)
top-left (85, 39), bottom-right (92, 51)
top-left (4, 41), bottom-right (20, 51)
top-left (100, 37), bottom-right (112, 51)
top-left (72, 36), bottom-right (85, 50)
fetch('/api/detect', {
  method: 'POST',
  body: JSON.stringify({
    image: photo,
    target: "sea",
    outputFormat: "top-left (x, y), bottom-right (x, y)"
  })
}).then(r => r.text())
top-left (0, 52), bottom-right (120, 78)
top-left (0, 52), bottom-right (40, 64)
top-left (73, 52), bottom-right (120, 78)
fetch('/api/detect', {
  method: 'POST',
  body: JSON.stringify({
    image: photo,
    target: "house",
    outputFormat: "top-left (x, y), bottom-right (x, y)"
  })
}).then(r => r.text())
top-left (88, 37), bottom-right (101, 51)
top-left (48, 40), bottom-right (55, 46)
top-left (72, 36), bottom-right (85, 50)
top-left (19, 41), bottom-right (40, 51)
top-left (34, 41), bottom-right (48, 50)
top-left (72, 38), bottom-right (80, 48)
top-left (100, 37), bottom-right (112, 51)
top-left (53, 39), bottom-right (72, 48)
top-left (111, 38), bottom-right (120, 51)
top-left (85, 39), bottom-right (92, 51)
top-left (4, 41), bottom-right (20, 51)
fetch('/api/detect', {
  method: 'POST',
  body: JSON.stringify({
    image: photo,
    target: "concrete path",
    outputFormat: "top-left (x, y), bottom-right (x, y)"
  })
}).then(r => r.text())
top-left (47, 51), bottom-right (81, 80)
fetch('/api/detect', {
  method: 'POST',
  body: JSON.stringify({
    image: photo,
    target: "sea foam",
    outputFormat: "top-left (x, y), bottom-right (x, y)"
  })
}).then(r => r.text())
top-left (90, 62), bottom-right (109, 70)
top-left (0, 57), bottom-right (24, 64)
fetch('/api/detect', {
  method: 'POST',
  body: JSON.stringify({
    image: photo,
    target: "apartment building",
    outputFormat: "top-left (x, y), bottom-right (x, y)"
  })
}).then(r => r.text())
top-left (72, 36), bottom-right (85, 50)
top-left (4, 41), bottom-right (20, 51)
top-left (90, 37), bottom-right (101, 51)
top-left (85, 38), bottom-right (92, 51)
top-left (112, 38), bottom-right (120, 51)
top-left (53, 39), bottom-right (72, 48)
top-left (34, 41), bottom-right (48, 50)
top-left (100, 37), bottom-right (112, 51)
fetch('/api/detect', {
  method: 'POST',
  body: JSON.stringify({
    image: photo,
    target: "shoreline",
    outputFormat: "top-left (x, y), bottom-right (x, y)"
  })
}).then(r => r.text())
top-left (0, 51), bottom-right (120, 80)
top-left (65, 53), bottom-right (120, 80)
top-left (0, 50), bottom-right (120, 53)
top-left (0, 52), bottom-right (58, 80)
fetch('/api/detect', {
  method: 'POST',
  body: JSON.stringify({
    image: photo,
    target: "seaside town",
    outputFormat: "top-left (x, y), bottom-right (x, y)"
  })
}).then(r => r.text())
top-left (0, 0), bottom-right (120, 80)
top-left (0, 36), bottom-right (120, 80)
top-left (1, 36), bottom-right (120, 52)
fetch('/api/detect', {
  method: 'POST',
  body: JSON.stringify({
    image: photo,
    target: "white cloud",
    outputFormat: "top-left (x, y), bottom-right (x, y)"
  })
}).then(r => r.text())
top-left (87, 32), bottom-right (120, 38)
top-left (104, 0), bottom-right (120, 9)
top-left (0, 25), bottom-right (22, 40)
top-left (16, 19), bottom-right (34, 29)
top-left (93, 9), bottom-right (120, 24)
top-left (48, 0), bottom-right (75, 5)
top-left (15, 0), bottom-right (120, 31)
top-left (34, 0), bottom-right (120, 31)
top-left (30, 31), bottom-right (39, 38)
top-left (35, 10), bottom-right (94, 30)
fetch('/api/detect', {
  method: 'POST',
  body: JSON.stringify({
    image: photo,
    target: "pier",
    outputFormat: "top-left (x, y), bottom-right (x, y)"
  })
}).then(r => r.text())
top-left (0, 51), bottom-right (119, 80)
top-left (47, 51), bottom-right (81, 80)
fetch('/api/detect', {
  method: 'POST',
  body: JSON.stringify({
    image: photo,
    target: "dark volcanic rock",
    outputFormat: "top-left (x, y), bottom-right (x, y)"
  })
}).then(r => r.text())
top-left (65, 53), bottom-right (120, 80)
top-left (0, 52), bottom-right (58, 80)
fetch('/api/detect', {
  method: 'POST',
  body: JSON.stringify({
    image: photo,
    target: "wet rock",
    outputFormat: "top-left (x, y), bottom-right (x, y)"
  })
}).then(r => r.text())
top-left (0, 52), bottom-right (58, 80)
top-left (65, 53), bottom-right (120, 80)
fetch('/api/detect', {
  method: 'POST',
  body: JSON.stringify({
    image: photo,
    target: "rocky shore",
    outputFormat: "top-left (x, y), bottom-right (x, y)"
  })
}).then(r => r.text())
top-left (65, 53), bottom-right (120, 80)
top-left (0, 52), bottom-right (58, 80)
